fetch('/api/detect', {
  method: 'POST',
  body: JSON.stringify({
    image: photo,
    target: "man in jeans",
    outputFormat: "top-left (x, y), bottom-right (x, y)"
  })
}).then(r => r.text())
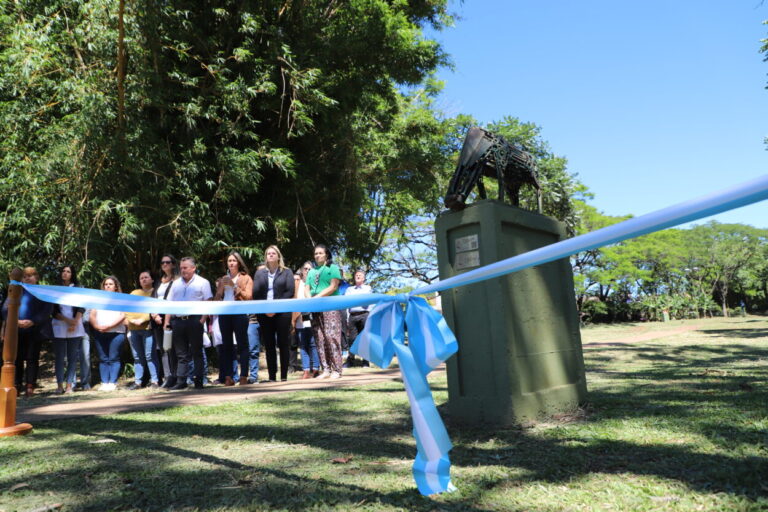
top-left (164, 257), bottom-right (212, 390)
top-left (78, 307), bottom-right (93, 390)
top-left (246, 315), bottom-right (260, 383)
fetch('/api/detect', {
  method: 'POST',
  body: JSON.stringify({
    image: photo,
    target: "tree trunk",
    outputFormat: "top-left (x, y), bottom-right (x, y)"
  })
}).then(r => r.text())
top-left (117, 0), bottom-right (126, 131)
top-left (721, 284), bottom-right (728, 318)
top-left (763, 280), bottom-right (768, 311)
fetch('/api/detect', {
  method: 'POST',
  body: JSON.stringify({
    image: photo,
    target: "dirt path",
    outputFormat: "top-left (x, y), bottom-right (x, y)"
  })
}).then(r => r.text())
top-left (16, 367), bottom-right (419, 424)
top-left (582, 324), bottom-right (702, 348)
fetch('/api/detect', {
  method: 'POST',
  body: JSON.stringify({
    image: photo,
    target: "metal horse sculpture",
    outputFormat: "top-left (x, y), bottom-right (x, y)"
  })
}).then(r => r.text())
top-left (444, 127), bottom-right (542, 212)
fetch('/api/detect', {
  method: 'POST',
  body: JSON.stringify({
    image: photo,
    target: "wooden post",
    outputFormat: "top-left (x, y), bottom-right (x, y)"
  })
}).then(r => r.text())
top-left (0, 267), bottom-right (33, 437)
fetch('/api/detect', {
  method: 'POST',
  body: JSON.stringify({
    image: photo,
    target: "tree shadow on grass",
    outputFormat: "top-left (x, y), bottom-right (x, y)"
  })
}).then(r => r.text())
top-left (3, 339), bottom-right (767, 510)
top-left (585, 342), bottom-right (768, 372)
top-left (442, 337), bottom-right (768, 502)
top-left (450, 427), bottom-right (767, 500)
top-left (2, 444), bottom-right (478, 511)
top-left (443, 383), bottom-right (767, 502)
top-left (0, 409), bottom-right (495, 512)
top-left (583, 341), bottom-right (767, 416)
top-left (702, 328), bottom-right (768, 339)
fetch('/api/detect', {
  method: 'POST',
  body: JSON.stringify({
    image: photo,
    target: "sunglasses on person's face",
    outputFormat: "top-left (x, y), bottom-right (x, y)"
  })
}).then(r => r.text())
top-left (161, 260), bottom-right (172, 265)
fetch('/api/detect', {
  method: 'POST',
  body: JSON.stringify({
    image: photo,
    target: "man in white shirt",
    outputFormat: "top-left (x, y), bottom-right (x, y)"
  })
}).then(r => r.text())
top-left (164, 257), bottom-right (212, 389)
top-left (344, 269), bottom-right (372, 368)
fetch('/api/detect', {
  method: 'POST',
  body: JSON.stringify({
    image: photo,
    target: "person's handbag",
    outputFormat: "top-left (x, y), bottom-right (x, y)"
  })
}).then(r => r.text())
top-left (163, 329), bottom-right (173, 351)
top-left (159, 278), bottom-right (175, 351)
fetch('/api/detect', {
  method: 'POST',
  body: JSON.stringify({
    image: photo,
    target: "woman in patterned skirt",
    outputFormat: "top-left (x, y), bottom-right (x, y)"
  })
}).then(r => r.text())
top-left (305, 244), bottom-right (343, 379)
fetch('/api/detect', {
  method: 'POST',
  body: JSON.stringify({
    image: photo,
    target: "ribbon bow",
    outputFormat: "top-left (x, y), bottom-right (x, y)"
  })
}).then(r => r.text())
top-left (350, 295), bottom-right (458, 495)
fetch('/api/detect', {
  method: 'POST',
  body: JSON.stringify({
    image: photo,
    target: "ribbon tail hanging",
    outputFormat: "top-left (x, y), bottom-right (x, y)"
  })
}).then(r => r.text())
top-left (397, 296), bottom-right (459, 495)
top-left (392, 339), bottom-right (456, 495)
top-left (351, 295), bottom-right (458, 494)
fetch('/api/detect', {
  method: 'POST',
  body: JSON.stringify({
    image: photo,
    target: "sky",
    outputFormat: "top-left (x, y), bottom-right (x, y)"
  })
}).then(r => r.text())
top-left (427, 1), bottom-right (768, 228)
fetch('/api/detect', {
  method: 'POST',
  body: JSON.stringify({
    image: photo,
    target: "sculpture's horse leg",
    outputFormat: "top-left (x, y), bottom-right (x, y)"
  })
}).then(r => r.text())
top-left (496, 164), bottom-right (505, 204)
top-left (509, 183), bottom-right (521, 207)
top-left (476, 175), bottom-right (487, 199)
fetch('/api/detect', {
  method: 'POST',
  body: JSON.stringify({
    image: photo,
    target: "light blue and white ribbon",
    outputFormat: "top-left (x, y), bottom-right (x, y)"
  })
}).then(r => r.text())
top-left (12, 173), bottom-right (768, 496)
top-left (12, 281), bottom-right (391, 316)
top-left (351, 296), bottom-right (458, 495)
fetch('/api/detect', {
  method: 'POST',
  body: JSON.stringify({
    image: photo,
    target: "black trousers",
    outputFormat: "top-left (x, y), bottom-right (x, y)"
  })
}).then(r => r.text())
top-left (219, 314), bottom-right (250, 379)
top-left (15, 328), bottom-right (44, 388)
top-left (347, 311), bottom-right (369, 363)
top-left (257, 313), bottom-right (291, 380)
top-left (171, 316), bottom-right (204, 380)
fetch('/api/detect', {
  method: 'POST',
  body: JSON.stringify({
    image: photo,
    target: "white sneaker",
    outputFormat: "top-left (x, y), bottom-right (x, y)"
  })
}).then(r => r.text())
top-left (100, 383), bottom-right (114, 391)
top-left (318, 371), bottom-right (331, 379)
top-left (330, 372), bottom-right (341, 380)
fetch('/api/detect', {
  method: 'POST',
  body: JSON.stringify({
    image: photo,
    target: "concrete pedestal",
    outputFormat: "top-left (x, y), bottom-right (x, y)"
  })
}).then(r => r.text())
top-left (436, 200), bottom-right (587, 425)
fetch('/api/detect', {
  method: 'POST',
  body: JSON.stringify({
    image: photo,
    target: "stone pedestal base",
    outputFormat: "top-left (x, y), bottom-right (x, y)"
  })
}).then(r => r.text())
top-left (436, 200), bottom-right (588, 425)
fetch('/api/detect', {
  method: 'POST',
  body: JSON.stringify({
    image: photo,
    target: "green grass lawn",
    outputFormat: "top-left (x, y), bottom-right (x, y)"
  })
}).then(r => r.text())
top-left (1, 317), bottom-right (767, 511)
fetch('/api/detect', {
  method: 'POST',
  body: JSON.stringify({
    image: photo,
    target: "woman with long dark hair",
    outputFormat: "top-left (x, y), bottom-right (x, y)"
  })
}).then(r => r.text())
top-left (213, 251), bottom-right (253, 385)
top-left (51, 265), bottom-right (84, 394)
top-left (152, 254), bottom-right (179, 388)
top-left (253, 245), bottom-right (295, 382)
top-left (306, 244), bottom-right (343, 379)
top-left (90, 276), bottom-right (126, 391)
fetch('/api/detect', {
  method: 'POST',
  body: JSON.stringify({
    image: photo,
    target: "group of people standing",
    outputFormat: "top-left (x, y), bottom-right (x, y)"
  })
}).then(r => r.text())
top-left (0, 244), bottom-right (373, 396)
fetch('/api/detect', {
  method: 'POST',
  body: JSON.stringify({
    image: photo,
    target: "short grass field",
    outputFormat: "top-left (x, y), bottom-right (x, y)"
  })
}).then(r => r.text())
top-left (1, 316), bottom-right (767, 511)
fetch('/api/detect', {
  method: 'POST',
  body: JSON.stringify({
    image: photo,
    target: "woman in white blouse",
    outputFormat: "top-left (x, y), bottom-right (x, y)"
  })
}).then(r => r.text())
top-left (51, 265), bottom-right (85, 394)
top-left (89, 276), bottom-right (127, 391)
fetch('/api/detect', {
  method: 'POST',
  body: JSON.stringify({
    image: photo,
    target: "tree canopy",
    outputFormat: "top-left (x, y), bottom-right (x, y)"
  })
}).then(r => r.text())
top-left (572, 212), bottom-right (768, 322)
top-left (0, 0), bottom-right (454, 284)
